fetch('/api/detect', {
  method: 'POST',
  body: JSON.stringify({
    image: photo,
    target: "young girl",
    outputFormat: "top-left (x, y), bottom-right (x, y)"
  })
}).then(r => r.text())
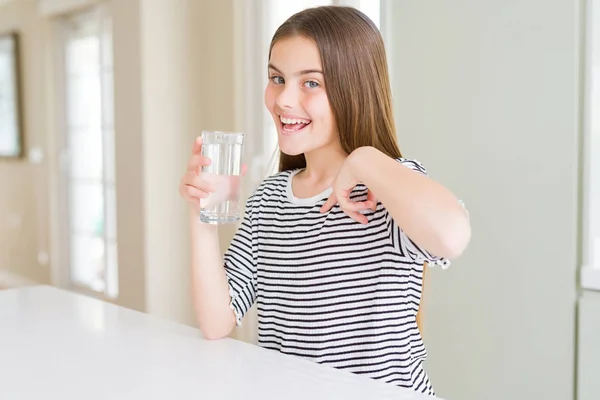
top-left (179, 6), bottom-right (470, 396)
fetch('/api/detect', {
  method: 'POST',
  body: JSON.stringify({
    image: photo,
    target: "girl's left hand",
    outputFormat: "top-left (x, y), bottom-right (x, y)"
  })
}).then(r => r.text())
top-left (320, 159), bottom-right (378, 224)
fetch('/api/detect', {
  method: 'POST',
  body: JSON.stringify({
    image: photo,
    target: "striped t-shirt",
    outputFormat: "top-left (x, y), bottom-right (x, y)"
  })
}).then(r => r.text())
top-left (223, 158), bottom-right (452, 396)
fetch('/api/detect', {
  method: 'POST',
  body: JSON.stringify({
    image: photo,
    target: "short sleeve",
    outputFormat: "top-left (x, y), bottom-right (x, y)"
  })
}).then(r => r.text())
top-left (223, 192), bottom-right (258, 326)
top-left (388, 158), bottom-right (467, 270)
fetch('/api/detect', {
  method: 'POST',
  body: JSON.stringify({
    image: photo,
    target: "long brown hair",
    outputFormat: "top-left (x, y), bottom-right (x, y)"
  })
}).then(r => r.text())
top-left (269, 6), bottom-right (402, 172)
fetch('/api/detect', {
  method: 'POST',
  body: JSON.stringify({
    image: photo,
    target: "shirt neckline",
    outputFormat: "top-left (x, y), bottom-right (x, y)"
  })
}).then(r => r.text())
top-left (286, 169), bottom-right (333, 206)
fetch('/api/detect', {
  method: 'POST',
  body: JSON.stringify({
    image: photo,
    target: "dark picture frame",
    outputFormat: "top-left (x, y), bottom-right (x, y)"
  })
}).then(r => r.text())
top-left (0, 31), bottom-right (24, 158)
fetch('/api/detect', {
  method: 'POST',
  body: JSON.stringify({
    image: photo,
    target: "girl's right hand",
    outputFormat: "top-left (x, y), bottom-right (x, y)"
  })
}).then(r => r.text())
top-left (179, 137), bottom-right (216, 213)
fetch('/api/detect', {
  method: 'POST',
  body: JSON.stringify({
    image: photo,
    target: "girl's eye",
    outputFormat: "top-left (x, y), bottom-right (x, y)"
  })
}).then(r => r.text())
top-left (304, 80), bottom-right (319, 89)
top-left (270, 76), bottom-right (284, 84)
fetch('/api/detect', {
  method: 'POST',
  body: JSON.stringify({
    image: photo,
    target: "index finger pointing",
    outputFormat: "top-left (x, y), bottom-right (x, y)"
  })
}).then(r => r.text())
top-left (320, 193), bottom-right (337, 213)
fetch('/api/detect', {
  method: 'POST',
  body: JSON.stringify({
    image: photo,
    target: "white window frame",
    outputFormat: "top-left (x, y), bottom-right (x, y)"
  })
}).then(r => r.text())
top-left (52, 4), bottom-right (118, 299)
top-left (581, 0), bottom-right (600, 291)
top-left (334, 0), bottom-right (381, 29)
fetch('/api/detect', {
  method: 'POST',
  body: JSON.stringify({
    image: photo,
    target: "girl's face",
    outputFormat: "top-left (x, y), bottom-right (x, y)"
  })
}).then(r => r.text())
top-left (264, 36), bottom-right (340, 157)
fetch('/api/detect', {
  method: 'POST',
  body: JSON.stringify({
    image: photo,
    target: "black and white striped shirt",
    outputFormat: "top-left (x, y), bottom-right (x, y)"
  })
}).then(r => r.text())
top-left (223, 158), bottom-right (452, 396)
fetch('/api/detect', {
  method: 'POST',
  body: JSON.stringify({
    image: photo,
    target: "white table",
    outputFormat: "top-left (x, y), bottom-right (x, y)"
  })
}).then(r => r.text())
top-left (0, 285), bottom-right (443, 399)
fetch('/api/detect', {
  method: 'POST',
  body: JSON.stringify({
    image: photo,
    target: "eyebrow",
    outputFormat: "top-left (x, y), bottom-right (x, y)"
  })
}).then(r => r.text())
top-left (268, 63), bottom-right (323, 76)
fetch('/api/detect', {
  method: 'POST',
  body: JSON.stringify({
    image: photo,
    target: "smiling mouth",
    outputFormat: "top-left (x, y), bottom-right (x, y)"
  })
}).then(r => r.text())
top-left (280, 116), bottom-right (312, 134)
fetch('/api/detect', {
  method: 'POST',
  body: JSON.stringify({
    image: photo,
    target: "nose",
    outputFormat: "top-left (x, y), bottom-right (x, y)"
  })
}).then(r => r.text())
top-left (275, 84), bottom-right (298, 110)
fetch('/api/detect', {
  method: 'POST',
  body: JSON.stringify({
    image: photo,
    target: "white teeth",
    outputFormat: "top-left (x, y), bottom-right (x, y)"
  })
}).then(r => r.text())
top-left (280, 116), bottom-right (310, 124)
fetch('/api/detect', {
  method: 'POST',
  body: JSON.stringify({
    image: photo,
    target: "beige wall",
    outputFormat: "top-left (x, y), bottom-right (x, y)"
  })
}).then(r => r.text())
top-left (109, 0), bottom-right (146, 313)
top-left (0, 0), bottom-right (151, 313)
top-left (0, 0), bottom-right (244, 329)
top-left (139, 0), bottom-right (243, 326)
top-left (139, 0), bottom-right (192, 324)
top-left (0, 0), bottom-right (51, 286)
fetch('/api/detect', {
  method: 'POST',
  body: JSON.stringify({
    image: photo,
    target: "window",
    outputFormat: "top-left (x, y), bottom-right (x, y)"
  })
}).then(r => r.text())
top-left (58, 8), bottom-right (118, 298)
top-left (336, 0), bottom-right (380, 29)
top-left (581, 0), bottom-right (600, 290)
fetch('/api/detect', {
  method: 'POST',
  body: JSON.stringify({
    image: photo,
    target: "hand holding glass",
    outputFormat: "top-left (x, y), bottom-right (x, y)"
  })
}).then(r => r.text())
top-left (199, 131), bottom-right (245, 224)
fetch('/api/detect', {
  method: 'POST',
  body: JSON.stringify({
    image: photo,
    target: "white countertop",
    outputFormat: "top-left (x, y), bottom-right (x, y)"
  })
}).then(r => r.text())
top-left (0, 285), bottom-right (443, 399)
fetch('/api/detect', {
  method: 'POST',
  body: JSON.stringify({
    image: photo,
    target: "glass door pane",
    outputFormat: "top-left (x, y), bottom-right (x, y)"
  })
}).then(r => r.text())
top-left (62, 9), bottom-right (118, 298)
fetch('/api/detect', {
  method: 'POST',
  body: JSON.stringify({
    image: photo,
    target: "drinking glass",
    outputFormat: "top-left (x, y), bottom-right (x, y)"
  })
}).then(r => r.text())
top-left (199, 130), bottom-right (244, 224)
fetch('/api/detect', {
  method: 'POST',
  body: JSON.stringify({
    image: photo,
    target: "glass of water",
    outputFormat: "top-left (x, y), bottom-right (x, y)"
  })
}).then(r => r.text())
top-left (200, 130), bottom-right (245, 224)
